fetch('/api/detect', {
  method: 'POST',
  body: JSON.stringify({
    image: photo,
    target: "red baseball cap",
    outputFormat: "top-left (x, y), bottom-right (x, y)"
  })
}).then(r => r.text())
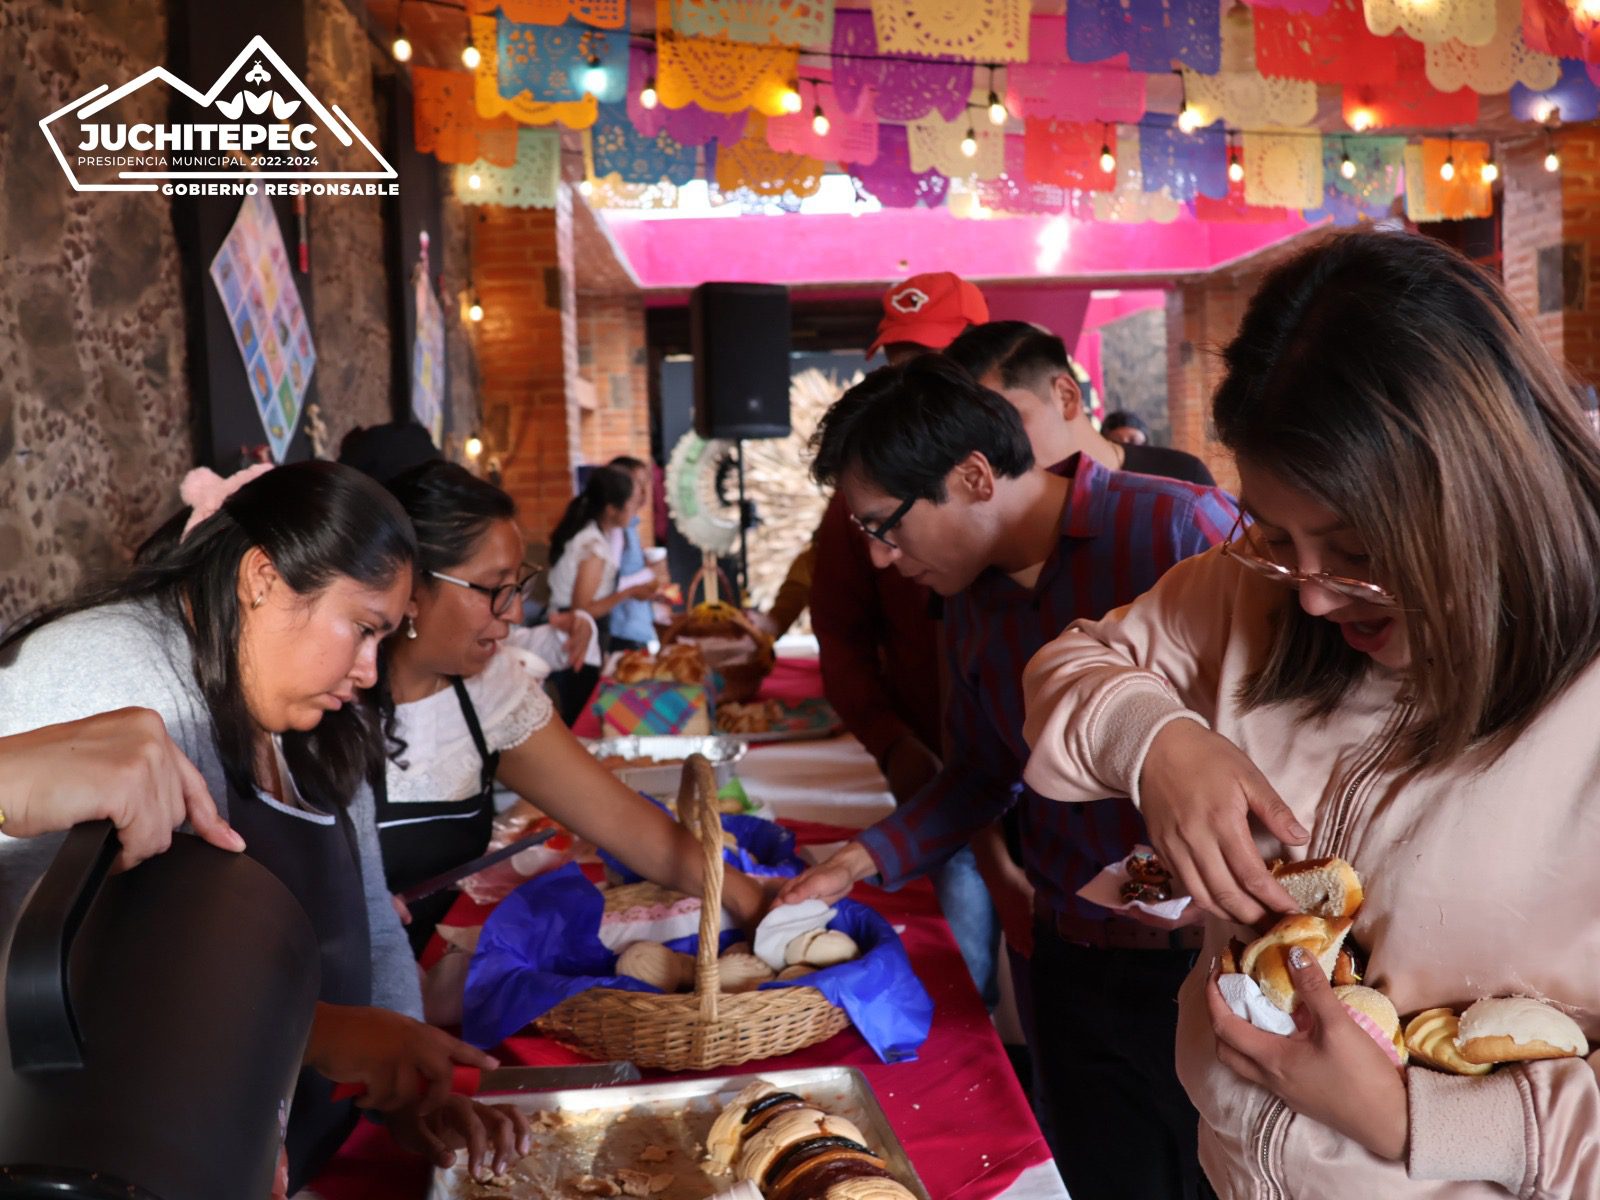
top-left (867, 272), bottom-right (989, 357)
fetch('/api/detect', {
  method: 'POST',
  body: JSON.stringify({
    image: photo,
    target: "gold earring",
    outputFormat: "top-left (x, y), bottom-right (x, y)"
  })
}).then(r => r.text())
top-left (252, 593), bottom-right (265, 609)
top-left (406, 616), bottom-right (419, 640)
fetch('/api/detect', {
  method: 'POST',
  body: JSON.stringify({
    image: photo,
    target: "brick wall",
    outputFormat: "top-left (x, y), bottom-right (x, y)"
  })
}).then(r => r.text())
top-left (1165, 277), bottom-right (1250, 495)
top-left (473, 188), bottom-right (581, 544)
top-left (576, 293), bottom-right (650, 466)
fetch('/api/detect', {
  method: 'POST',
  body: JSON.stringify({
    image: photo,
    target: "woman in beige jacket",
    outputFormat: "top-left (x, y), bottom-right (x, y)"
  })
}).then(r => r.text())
top-left (1021, 230), bottom-right (1600, 1199)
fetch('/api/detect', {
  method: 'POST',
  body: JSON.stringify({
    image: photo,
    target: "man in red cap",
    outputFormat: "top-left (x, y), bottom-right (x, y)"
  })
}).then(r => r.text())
top-left (867, 272), bottom-right (991, 365)
top-left (762, 272), bottom-right (1000, 1006)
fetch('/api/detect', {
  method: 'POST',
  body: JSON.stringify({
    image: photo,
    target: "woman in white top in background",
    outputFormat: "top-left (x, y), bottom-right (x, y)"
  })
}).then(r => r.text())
top-left (374, 463), bottom-right (771, 1025)
top-left (544, 465), bottom-right (657, 638)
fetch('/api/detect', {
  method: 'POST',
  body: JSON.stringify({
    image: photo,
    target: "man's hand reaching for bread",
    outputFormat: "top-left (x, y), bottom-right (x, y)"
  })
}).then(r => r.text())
top-left (1206, 946), bottom-right (1408, 1162)
top-left (774, 842), bottom-right (876, 908)
top-left (1138, 719), bottom-right (1307, 925)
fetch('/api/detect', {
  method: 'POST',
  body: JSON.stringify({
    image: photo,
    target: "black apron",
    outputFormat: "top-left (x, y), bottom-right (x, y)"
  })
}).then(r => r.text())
top-left (226, 773), bottom-right (372, 1193)
top-left (376, 677), bottom-right (501, 956)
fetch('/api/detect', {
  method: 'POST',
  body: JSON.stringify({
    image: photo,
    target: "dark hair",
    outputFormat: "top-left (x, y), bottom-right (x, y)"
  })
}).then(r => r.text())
top-left (377, 461), bottom-right (519, 765)
top-left (810, 355), bottom-right (1034, 501)
top-left (336, 420), bottom-right (442, 485)
top-left (1101, 410), bottom-right (1150, 439)
top-left (1213, 229), bottom-right (1600, 769)
top-left (549, 466), bottom-right (634, 565)
top-left (945, 320), bottom-right (1075, 393)
top-left (1, 462), bottom-right (416, 809)
top-left (608, 455), bottom-right (647, 474)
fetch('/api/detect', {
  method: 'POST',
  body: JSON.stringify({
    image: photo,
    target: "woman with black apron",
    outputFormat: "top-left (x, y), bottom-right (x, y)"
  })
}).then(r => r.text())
top-left (0, 462), bottom-right (528, 1188)
top-left (375, 463), bottom-right (773, 1025)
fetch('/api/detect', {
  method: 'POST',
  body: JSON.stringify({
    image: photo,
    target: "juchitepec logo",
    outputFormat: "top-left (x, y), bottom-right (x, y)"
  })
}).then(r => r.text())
top-left (40, 37), bottom-right (398, 196)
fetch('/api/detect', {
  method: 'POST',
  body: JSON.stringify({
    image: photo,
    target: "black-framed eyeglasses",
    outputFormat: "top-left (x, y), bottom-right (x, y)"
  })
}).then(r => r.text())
top-left (429, 564), bottom-right (543, 616)
top-left (849, 496), bottom-right (917, 551)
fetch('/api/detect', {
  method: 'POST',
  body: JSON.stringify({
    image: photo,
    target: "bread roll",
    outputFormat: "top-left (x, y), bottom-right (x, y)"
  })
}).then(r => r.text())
top-left (1272, 856), bottom-right (1364, 920)
top-left (785, 929), bottom-right (860, 968)
top-left (737, 1110), bottom-right (869, 1184)
top-left (777, 964), bottom-right (816, 982)
top-left (706, 1081), bottom-right (779, 1168)
top-left (1335, 985), bottom-right (1406, 1066)
top-left (614, 650), bottom-right (657, 684)
top-left (1239, 914), bottom-right (1353, 1013)
top-left (615, 941), bottom-right (694, 993)
top-left (1404, 1007), bottom-right (1493, 1076)
top-left (718, 952), bottom-right (777, 993)
top-left (1458, 997), bottom-right (1589, 1064)
top-left (810, 1182), bottom-right (918, 1200)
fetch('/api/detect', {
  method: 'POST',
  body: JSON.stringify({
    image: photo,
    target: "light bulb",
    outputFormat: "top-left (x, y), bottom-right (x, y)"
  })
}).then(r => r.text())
top-left (1099, 145), bottom-right (1116, 174)
top-left (467, 172), bottom-right (482, 191)
top-left (461, 43), bottom-right (481, 70)
top-left (1546, 149), bottom-right (1562, 172)
top-left (987, 92), bottom-right (1007, 126)
top-left (1583, 0), bottom-right (1600, 16)
top-left (392, 34), bottom-right (413, 63)
top-left (960, 128), bottom-right (978, 158)
top-left (640, 78), bottom-right (658, 110)
top-left (1440, 156), bottom-right (1455, 182)
top-left (1349, 108), bottom-right (1374, 133)
top-left (1228, 157), bottom-right (1244, 184)
top-left (1340, 153), bottom-right (1357, 180)
top-left (811, 105), bottom-right (830, 137)
top-left (465, 435), bottom-right (484, 457)
top-left (467, 302), bottom-right (484, 324)
top-left (781, 84), bottom-right (802, 114)
top-left (578, 178), bottom-right (593, 196)
top-left (1177, 106), bottom-right (1200, 134)
top-left (583, 62), bottom-right (608, 95)
top-left (1536, 101), bottom-right (1556, 124)
top-left (1480, 158), bottom-right (1499, 184)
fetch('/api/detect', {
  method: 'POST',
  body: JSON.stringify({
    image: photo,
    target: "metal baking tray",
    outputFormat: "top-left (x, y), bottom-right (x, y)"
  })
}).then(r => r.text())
top-left (428, 1065), bottom-right (929, 1200)
top-left (585, 735), bottom-right (748, 796)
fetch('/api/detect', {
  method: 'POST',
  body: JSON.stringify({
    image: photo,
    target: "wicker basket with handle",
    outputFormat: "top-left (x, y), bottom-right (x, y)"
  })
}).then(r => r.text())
top-left (660, 560), bottom-right (776, 704)
top-left (534, 755), bottom-right (848, 1070)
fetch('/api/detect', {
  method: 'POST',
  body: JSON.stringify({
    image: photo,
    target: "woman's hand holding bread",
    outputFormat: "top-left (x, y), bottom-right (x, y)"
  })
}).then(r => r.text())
top-left (1138, 718), bottom-right (1307, 924)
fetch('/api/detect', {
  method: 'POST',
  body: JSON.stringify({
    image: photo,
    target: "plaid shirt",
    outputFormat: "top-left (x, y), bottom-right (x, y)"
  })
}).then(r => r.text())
top-left (856, 454), bottom-right (1239, 921)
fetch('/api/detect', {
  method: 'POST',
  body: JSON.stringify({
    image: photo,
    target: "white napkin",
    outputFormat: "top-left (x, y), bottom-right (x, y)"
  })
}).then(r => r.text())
top-left (1218, 972), bottom-right (1297, 1037)
top-left (753, 898), bottom-right (837, 970)
top-left (1076, 843), bottom-right (1193, 921)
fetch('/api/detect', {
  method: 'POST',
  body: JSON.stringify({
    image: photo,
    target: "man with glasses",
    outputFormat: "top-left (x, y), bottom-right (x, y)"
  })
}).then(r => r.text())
top-left (776, 355), bottom-right (1238, 1200)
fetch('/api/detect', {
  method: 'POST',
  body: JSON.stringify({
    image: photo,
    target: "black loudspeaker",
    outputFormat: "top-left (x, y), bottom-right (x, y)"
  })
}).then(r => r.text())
top-left (691, 282), bottom-right (792, 440)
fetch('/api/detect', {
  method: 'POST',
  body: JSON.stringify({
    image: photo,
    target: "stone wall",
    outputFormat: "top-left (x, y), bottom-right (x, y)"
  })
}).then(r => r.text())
top-left (0, 0), bottom-right (191, 629)
top-left (304, 0), bottom-right (393, 449)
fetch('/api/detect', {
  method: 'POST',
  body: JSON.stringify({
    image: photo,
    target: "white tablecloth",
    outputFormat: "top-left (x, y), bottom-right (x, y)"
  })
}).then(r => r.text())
top-left (737, 734), bottom-right (896, 829)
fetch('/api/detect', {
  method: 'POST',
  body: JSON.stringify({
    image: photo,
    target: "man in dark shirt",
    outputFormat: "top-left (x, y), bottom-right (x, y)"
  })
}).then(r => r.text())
top-left (947, 321), bottom-right (1216, 487)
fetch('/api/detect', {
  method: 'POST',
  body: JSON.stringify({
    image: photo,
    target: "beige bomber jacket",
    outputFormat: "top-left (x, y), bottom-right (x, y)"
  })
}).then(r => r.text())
top-left (1020, 544), bottom-right (1600, 1200)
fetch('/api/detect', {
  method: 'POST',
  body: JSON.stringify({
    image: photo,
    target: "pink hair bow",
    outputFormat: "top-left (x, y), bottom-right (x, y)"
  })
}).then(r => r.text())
top-left (179, 463), bottom-right (273, 541)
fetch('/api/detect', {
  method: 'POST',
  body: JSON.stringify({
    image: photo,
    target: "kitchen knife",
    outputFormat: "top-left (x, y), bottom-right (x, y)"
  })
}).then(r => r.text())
top-left (332, 1060), bottom-right (641, 1101)
top-left (397, 825), bottom-right (560, 904)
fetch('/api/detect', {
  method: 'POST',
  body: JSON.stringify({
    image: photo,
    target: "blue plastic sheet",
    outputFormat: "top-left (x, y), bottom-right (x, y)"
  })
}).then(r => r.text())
top-left (597, 798), bottom-right (801, 882)
top-left (462, 862), bottom-right (933, 1064)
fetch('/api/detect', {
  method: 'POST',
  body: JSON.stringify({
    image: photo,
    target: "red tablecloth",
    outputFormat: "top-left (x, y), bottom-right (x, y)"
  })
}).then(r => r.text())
top-left (309, 818), bottom-right (1052, 1200)
top-left (572, 656), bottom-right (826, 740)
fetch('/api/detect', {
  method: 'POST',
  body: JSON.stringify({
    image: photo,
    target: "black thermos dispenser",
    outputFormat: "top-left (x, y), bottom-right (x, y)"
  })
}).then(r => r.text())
top-left (0, 822), bottom-right (320, 1198)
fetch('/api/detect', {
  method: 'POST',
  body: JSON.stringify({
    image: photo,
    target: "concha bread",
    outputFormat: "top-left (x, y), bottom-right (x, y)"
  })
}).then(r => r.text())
top-left (810, 1182), bottom-right (918, 1200)
top-left (1404, 1008), bottom-right (1493, 1076)
top-left (718, 952), bottom-right (777, 993)
top-left (738, 1110), bottom-right (870, 1184)
top-left (706, 1081), bottom-right (779, 1168)
top-left (1239, 914), bottom-right (1353, 1013)
top-left (1272, 856), bottom-right (1364, 920)
top-left (785, 929), bottom-right (860, 968)
top-left (1458, 997), bottom-right (1589, 1064)
top-left (615, 941), bottom-right (694, 993)
top-left (1335, 985), bottom-right (1406, 1066)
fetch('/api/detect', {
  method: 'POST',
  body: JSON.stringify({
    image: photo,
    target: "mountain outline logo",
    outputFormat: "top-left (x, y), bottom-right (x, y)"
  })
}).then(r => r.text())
top-left (40, 36), bottom-right (396, 193)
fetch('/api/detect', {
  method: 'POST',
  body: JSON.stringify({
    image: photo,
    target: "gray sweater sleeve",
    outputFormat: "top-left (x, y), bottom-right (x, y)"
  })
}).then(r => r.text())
top-left (0, 603), bottom-right (422, 1020)
top-left (0, 603), bottom-right (225, 923)
top-left (348, 780), bottom-right (423, 1020)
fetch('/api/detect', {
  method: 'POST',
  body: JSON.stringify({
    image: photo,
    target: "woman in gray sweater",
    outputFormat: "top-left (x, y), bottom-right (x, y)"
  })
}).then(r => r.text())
top-left (0, 461), bottom-right (527, 1188)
